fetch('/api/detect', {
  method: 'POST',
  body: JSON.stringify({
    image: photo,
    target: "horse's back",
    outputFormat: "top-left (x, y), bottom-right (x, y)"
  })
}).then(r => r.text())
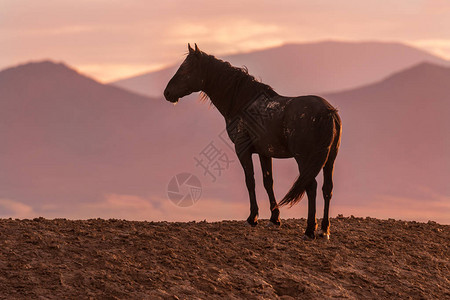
top-left (236, 93), bottom-right (339, 158)
top-left (284, 95), bottom-right (337, 114)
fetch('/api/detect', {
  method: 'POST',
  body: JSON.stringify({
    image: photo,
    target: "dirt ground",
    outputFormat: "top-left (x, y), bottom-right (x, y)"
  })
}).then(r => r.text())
top-left (0, 216), bottom-right (448, 299)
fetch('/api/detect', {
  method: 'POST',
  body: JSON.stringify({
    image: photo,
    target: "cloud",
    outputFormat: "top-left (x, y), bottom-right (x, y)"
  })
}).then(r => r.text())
top-left (5, 1), bottom-right (450, 82)
top-left (2, 191), bottom-right (448, 225)
top-left (408, 39), bottom-right (450, 59)
top-left (9, 25), bottom-right (95, 37)
top-left (86, 194), bottom-right (251, 222)
top-left (27, 193), bottom-right (250, 222)
top-left (21, 191), bottom-right (307, 223)
top-left (167, 20), bottom-right (283, 55)
top-left (77, 63), bottom-right (169, 82)
top-left (0, 198), bottom-right (37, 219)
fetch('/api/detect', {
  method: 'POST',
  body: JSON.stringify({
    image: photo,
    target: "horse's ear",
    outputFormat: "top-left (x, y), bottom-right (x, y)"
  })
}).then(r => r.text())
top-left (194, 43), bottom-right (200, 53)
top-left (188, 43), bottom-right (194, 54)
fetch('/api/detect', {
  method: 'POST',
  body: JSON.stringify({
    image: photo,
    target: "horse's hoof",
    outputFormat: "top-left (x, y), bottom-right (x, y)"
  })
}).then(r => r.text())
top-left (302, 233), bottom-right (315, 241)
top-left (267, 220), bottom-right (281, 228)
top-left (246, 218), bottom-right (258, 227)
top-left (316, 229), bottom-right (330, 240)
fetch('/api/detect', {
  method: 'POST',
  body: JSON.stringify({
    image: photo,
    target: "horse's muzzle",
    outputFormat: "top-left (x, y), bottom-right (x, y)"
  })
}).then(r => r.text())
top-left (163, 89), bottom-right (178, 103)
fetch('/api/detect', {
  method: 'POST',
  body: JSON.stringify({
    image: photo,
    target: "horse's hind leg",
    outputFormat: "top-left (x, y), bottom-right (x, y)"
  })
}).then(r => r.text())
top-left (259, 155), bottom-right (281, 226)
top-left (319, 149), bottom-right (338, 239)
top-left (304, 179), bottom-right (318, 239)
top-left (319, 113), bottom-right (341, 239)
top-left (294, 156), bottom-right (319, 239)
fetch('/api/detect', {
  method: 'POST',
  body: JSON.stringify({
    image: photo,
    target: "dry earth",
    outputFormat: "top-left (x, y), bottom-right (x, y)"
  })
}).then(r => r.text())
top-left (0, 216), bottom-right (448, 299)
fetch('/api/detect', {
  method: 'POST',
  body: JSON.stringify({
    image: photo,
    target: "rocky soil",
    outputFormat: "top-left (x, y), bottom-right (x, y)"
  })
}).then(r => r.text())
top-left (0, 216), bottom-right (448, 299)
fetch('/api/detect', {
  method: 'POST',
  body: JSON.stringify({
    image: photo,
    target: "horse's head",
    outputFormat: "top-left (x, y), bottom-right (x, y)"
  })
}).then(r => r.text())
top-left (164, 43), bottom-right (205, 103)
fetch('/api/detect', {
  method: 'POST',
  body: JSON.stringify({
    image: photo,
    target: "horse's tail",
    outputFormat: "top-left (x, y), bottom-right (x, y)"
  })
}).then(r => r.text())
top-left (279, 109), bottom-right (338, 207)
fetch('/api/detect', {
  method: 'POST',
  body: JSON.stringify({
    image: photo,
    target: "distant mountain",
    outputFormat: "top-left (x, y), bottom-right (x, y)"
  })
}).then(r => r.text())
top-left (0, 61), bottom-right (147, 204)
top-left (1, 60), bottom-right (449, 223)
top-left (0, 61), bottom-right (230, 218)
top-left (111, 41), bottom-right (449, 97)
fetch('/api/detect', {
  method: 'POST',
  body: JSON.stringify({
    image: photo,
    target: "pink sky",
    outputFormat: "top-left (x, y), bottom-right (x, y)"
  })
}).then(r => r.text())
top-left (2, 0), bottom-right (450, 81)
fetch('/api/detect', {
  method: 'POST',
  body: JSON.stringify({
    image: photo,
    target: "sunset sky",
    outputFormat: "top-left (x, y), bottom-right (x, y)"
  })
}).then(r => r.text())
top-left (2, 0), bottom-right (450, 81)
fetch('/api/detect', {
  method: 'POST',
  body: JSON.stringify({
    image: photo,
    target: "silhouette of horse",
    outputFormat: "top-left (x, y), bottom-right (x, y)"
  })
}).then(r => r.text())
top-left (164, 44), bottom-right (341, 239)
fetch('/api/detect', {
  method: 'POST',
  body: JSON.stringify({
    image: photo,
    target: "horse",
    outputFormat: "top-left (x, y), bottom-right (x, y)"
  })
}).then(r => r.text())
top-left (164, 44), bottom-right (341, 240)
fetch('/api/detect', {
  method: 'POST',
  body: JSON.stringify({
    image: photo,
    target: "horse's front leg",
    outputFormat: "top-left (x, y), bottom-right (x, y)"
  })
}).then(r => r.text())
top-left (259, 154), bottom-right (281, 226)
top-left (237, 148), bottom-right (258, 226)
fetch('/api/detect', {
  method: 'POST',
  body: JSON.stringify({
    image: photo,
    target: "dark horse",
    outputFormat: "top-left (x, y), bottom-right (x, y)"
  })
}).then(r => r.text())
top-left (164, 44), bottom-right (341, 239)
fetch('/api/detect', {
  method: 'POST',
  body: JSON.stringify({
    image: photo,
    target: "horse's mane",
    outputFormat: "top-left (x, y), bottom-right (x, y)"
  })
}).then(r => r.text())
top-left (198, 53), bottom-right (276, 112)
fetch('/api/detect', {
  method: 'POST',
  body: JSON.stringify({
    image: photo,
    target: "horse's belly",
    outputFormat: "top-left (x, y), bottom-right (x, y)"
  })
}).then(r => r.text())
top-left (252, 129), bottom-right (292, 158)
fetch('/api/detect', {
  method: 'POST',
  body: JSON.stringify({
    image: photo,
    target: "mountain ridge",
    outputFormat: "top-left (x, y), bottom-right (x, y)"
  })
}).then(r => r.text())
top-left (0, 60), bottom-right (155, 102)
top-left (111, 41), bottom-right (449, 97)
top-left (326, 61), bottom-right (450, 97)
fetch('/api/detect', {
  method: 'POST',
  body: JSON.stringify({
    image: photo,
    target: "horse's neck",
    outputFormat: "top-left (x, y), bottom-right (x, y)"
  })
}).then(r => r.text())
top-left (202, 62), bottom-right (259, 119)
